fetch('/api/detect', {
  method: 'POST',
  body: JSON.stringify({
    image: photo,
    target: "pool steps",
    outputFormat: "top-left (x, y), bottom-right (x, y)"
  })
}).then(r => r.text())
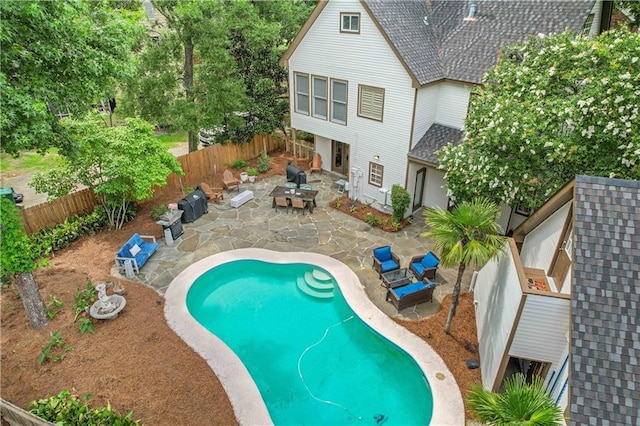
top-left (296, 269), bottom-right (335, 299)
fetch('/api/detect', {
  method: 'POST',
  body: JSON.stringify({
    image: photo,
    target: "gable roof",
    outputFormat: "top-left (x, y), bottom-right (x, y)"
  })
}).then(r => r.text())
top-left (283, 0), bottom-right (596, 86)
top-left (408, 124), bottom-right (463, 165)
top-left (570, 175), bottom-right (640, 425)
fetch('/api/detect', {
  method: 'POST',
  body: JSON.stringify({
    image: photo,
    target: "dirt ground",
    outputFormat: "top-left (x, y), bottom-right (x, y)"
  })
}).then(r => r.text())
top-left (0, 150), bottom-right (480, 424)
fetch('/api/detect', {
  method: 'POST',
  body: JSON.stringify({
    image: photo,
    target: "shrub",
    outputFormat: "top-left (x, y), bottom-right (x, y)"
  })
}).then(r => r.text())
top-left (29, 390), bottom-right (140, 425)
top-left (73, 281), bottom-right (96, 321)
top-left (257, 152), bottom-right (273, 173)
top-left (151, 204), bottom-right (170, 220)
top-left (28, 205), bottom-right (121, 259)
top-left (246, 167), bottom-right (258, 176)
top-left (365, 213), bottom-right (381, 227)
top-left (391, 184), bottom-right (411, 223)
top-left (37, 330), bottom-right (71, 365)
top-left (230, 159), bottom-right (247, 170)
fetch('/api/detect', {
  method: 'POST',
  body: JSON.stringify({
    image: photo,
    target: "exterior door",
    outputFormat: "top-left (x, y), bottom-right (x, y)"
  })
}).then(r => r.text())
top-left (331, 140), bottom-right (350, 176)
top-left (413, 167), bottom-right (426, 211)
top-left (551, 230), bottom-right (572, 292)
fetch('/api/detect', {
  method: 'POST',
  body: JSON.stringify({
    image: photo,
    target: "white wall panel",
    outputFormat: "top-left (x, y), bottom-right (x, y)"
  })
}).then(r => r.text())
top-left (412, 85), bottom-right (439, 145)
top-left (509, 294), bottom-right (570, 363)
top-left (520, 202), bottom-right (571, 271)
top-left (434, 82), bottom-right (471, 129)
top-left (474, 247), bottom-right (523, 389)
top-left (424, 168), bottom-right (449, 209)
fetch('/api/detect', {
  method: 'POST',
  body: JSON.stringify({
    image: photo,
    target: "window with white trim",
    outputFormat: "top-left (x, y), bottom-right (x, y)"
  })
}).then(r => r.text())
top-left (312, 76), bottom-right (327, 119)
top-left (340, 13), bottom-right (360, 33)
top-left (358, 85), bottom-right (385, 121)
top-left (369, 162), bottom-right (383, 187)
top-left (331, 79), bottom-right (347, 124)
top-left (294, 73), bottom-right (309, 115)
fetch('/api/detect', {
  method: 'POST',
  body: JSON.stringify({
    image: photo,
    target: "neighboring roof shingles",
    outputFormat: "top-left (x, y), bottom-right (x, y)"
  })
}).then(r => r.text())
top-left (571, 175), bottom-right (640, 425)
top-left (364, 0), bottom-right (595, 85)
top-left (408, 124), bottom-right (462, 165)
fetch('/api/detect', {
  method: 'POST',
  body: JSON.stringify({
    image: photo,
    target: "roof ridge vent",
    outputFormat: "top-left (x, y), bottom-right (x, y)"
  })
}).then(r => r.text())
top-left (464, 0), bottom-right (477, 21)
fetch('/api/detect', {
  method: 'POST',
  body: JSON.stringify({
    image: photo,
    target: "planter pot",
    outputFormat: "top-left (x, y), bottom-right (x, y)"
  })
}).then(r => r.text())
top-left (240, 172), bottom-right (249, 183)
top-left (248, 176), bottom-right (256, 183)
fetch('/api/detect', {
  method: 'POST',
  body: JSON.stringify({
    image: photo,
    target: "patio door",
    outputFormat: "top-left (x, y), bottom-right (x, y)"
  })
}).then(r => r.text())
top-left (413, 167), bottom-right (426, 211)
top-left (331, 140), bottom-right (350, 176)
top-left (550, 212), bottom-right (573, 292)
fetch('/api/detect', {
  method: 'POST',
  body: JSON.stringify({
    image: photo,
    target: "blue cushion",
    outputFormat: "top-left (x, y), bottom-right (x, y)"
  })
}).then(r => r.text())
top-left (380, 259), bottom-right (399, 273)
top-left (373, 246), bottom-right (391, 262)
top-left (411, 262), bottom-right (424, 275)
top-left (421, 252), bottom-right (439, 269)
top-left (394, 281), bottom-right (436, 299)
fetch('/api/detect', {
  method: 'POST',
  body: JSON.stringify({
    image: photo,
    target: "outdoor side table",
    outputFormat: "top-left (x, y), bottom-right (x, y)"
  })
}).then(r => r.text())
top-left (381, 268), bottom-right (413, 289)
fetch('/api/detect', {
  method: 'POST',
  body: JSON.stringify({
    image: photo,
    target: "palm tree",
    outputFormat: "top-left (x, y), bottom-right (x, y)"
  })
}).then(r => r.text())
top-left (422, 198), bottom-right (507, 334)
top-left (467, 373), bottom-right (563, 425)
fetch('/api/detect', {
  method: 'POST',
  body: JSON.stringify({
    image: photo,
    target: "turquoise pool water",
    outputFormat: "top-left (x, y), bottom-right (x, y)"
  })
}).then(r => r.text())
top-left (186, 260), bottom-right (433, 425)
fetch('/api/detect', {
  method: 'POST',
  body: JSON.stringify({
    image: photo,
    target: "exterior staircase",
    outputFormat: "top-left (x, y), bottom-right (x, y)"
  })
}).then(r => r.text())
top-left (296, 269), bottom-right (335, 299)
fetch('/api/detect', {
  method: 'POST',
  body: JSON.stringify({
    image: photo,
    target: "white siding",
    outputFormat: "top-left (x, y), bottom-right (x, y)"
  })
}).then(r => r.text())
top-left (547, 348), bottom-right (570, 414)
top-left (434, 82), bottom-right (471, 129)
top-left (587, 0), bottom-right (603, 37)
top-left (412, 85), bottom-right (439, 145)
top-left (509, 294), bottom-right (570, 363)
top-left (287, 1), bottom-right (415, 203)
top-left (313, 135), bottom-right (332, 175)
top-left (520, 202), bottom-right (571, 271)
top-left (424, 167), bottom-right (449, 209)
top-left (474, 247), bottom-right (523, 389)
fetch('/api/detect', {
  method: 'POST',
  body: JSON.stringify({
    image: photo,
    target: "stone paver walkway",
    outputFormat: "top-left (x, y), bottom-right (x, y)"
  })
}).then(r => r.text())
top-left (135, 171), bottom-right (473, 320)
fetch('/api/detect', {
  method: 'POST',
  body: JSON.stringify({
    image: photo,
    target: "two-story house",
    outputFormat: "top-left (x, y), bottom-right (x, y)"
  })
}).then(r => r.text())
top-left (473, 175), bottom-right (639, 422)
top-left (281, 0), bottom-right (609, 231)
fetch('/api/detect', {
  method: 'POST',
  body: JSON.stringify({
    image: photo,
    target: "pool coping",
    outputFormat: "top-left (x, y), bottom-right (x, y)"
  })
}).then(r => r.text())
top-left (164, 248), bottom-right (464, 425)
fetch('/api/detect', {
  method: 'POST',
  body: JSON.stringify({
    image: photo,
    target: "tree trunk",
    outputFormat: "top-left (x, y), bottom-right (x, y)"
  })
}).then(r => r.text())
top-left (14, 271), bottom-right (48, 329)
top-left (445, 262), bottom-right (466, 335)
top-left (184, 39), bottom-right (198, 153)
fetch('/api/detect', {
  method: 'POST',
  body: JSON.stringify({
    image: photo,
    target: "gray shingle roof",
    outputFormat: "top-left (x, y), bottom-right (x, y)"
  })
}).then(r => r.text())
top-left (570, 175), bottom-right (640, 425)
top-left (408, 124), bottom-right (462, 165)
top-left (364, 0), bottom-right (595, 85)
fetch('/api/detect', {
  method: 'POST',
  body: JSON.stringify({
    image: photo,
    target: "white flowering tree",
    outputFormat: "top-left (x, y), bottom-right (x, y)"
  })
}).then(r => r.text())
top-left (440, 27), bottom-right (639, 210)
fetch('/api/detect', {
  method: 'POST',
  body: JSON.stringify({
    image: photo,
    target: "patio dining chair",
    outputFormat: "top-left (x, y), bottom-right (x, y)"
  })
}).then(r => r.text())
top-left (290, 197), bottom-right (308, 214)
top-left (274, 196), bottom-right (290, 213)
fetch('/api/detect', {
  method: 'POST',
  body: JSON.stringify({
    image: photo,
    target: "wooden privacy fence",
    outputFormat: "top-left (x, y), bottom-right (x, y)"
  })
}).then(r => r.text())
top-left (19, 133), bottom-right (285, 235)
top-left (153, 133), bottom-right (284, 197)
top-left (19, 188), bottom-right (98, 235)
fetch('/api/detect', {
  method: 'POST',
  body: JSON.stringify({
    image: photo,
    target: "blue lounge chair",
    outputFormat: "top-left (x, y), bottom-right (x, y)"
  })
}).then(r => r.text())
top-left (372, 246), bottom-right (400, 278)
top-left (409, 251), bottom-right (440, 281)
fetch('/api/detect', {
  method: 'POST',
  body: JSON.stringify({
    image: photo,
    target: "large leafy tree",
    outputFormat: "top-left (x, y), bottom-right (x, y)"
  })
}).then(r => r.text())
top-left (422, 199), bottom-right (507, 334)
top-left (440, 27), bottom-right (640, 210)
top-left (120, 0), bottom-right (245, 152)
top-left (467, 374), bottom-right (563, 425)
top-left (121, 0), bottom-right (314, 151)
top-left (30, 114), bottom-right (183, 229)
top-left (0, 198), bottom-right (48, 329)
top-left (0, 0), bottom-right (144, 155)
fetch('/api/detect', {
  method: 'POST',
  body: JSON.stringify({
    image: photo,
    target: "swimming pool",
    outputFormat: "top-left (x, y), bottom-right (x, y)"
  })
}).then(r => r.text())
top-left (187, 260), bottom-right (432, 424)
top-left (164, 249), bottom-right (464, 425)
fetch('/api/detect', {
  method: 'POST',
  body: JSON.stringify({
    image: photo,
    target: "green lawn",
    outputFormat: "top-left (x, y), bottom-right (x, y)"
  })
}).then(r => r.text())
top-left (153, 132), bottom-right (188, 150)
top-left (0, 132), bottom-right (187, 175)
top-left (0, 149), bottom-right (65, 175)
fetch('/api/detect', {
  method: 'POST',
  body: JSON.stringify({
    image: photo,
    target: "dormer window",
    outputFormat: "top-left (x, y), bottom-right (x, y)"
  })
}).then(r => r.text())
top-left (341, 13), bottom-right (360, 34)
